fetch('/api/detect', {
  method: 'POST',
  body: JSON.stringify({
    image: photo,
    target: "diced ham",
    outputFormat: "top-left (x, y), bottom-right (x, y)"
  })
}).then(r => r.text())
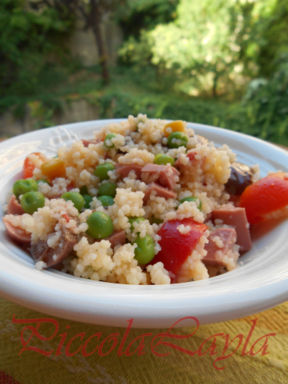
top-left (141, 163), bottom-right (179, 190)
top-left (30, 227), bottom-right (78, 268)
top-left (116, 163), bottom-right (180, 190)
top-left (81, 137), bottom-right (102, 147)
top-left (158, 167), bottom-right (180, 190)
top-left (107, 230), bottom-right (126, 248)
top-left (203, 228), bottom-right (238, 269)
top-left (82, 139), bottom-right (95, 147)
top-left (212, 207), bottom-right (252, 252)
top-left (7, 195), bottom-right (24, 215)
top-left (3, 216), bottom-right (31, 244)
top-left (116, 164), bottom-right (143, 178)
top-left (144, 183), bottom-right (177, 203)
top-left (141, 163), bottom-right (166, 174)
top-left (174, 158), bottom-right (182, 168)
top-left (187, 151), bottom-right (197, 162)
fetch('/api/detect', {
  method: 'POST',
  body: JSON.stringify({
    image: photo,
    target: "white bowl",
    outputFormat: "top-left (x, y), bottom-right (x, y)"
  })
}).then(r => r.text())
top-left (0, 120), bottom-right (288, 328)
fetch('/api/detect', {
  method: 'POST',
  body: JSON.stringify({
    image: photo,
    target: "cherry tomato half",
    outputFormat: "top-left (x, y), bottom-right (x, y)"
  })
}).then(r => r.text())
top-left (240, 172), bottom-right (288, 224)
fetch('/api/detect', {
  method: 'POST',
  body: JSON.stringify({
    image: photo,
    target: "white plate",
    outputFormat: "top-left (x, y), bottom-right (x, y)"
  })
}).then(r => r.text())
top-left (0, 120), bottom-right (288, 328)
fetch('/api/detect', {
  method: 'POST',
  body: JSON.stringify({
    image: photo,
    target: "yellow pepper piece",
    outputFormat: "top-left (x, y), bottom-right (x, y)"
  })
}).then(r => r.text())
top-left (164, 120), bottom-right (186, 137)
top-left (41, 158), bottom-right (66, 180)
top-left (204, 152), bottom-right (230, 184)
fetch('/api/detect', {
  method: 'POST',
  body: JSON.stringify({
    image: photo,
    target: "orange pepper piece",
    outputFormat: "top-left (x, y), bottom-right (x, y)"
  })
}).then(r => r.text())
top-left (163, 121), bottom-right (186, 137)
top-left (41, 158), bottom-right (66, 180)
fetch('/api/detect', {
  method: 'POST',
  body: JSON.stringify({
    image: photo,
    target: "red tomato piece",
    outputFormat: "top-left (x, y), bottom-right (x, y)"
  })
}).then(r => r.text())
top-left (23, 152), bottom-right (46, 179)
top-left (240, 172), bottom-right (288, 224)
top-left (62, 214), bottom-right (71, 223)
top-left (187, 151), bottom-right (197, 162)
top-left (152, 218), bottom-right (207, 275)
top-left (67, 181), bottom-right (75, 191)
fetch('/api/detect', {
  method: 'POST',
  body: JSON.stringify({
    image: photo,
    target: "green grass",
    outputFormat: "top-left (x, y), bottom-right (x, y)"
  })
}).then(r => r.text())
top-left (0, 65), bottom-right (287, 145)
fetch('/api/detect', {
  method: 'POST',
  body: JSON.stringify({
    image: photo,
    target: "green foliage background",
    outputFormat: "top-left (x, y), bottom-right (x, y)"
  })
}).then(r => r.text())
top-left (0, 0), bottom-right (288, 144)
top-left (0, 0), bottom-right (73, 95)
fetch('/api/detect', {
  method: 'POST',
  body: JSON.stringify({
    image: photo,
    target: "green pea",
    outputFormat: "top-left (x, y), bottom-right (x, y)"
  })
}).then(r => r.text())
top-left (129, 217), bottom-right (145, 232)
top-left (86, 211), bottom-right (114, 239)
top-left (98, 181), bottom-right (116, 197)
top-left (134, 235), bottom-right (156, 265)
top-left (20, 191), bottom-right (45, 214)
top-left (94, 162), bottom-right (115, 181)
top-left (167, 132), bottom-right (188, 148)
top-left (83, 194), bottom-right (93, 209)
top-left (80, 186), bottom-right (89, 195)
top-left (154, 154), bottom-right (175, 165)
top-left (104, 133), bottom-right (116, 149)
top-left (13, 179), bottom-right (38, 197)
top-left (61, 192), bottom-right (85, 212)
top-left (179, 196), bottom-right (202, 210)
top-left (98, 195), bottom-right (114, 207)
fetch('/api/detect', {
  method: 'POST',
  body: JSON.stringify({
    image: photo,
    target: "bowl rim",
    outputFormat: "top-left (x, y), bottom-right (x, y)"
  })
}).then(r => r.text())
top-left (0, 118), bottom-right (288, 328)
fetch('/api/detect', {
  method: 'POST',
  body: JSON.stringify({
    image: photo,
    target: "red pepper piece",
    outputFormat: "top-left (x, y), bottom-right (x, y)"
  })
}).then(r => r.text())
top-left (23, 152), bottom-right (46, 179)
top-left (152, 218), bottom-right (207, 275)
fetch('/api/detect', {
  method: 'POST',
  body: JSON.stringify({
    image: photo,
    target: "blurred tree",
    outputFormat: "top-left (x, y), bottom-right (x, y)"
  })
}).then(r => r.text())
top-left (242, 60), bottom-right (288, 142)
top-left (120, 0), bottom-right (251, 96)
top-left (241, 0), bottom-right (288, 143)
top-left (119, 0), bottom-right (287, 97)
top-left (0, 0), bottom-right (71, 97)
top-left (254, 0), bottom-right (288, 77)
top-left (116, 0), bottom-right (179, 38)
top-left (30, 0), bottom-right (127, 83)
